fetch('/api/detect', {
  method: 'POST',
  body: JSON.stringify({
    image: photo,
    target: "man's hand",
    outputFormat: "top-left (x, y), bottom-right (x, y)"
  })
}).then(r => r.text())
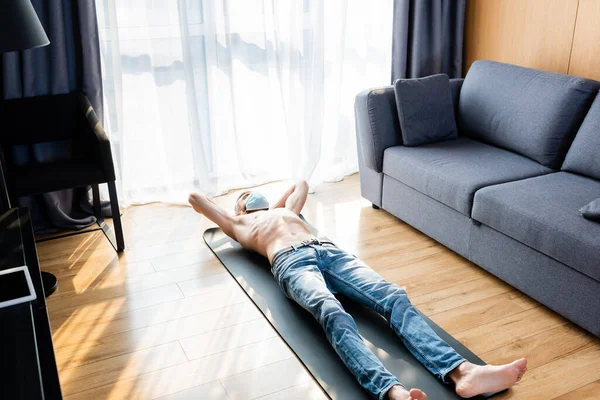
top-left (271, 180), bottom-right (309, 215)
top-left (188, 192), bottom-right (207, 215)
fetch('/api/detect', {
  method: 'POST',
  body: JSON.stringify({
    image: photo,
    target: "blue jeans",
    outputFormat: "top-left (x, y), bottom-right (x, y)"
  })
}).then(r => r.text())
top-left (271, 239), bottom-right (466, 399)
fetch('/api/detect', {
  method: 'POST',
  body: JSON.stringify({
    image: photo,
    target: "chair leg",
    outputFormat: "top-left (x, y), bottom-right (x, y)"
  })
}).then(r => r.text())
top-left (107, 181), bottom-right (125, 252)
top-left (92, 184), bottom-right (102, 220)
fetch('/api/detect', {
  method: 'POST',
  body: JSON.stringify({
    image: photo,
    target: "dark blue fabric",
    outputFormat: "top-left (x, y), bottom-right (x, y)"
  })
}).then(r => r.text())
top-left (391, 0), bottom-right (465, 80)
top-left (382, 174), bottom-right (473, 255)
top-left (469, 223), bottom-right (600, 336)
top-left (580, 198), bottom-right (600, 222)
top-left (562, 94), bottom-right (600, 180)
top-left (0, 0), bottom-right (103, 231)
top-left (449, 78), bottom-right (463, 116)
top-left (354, 86), bottom-right (402, 173)
top-left (458, 60), bottom-right (600, 168)
top-left (382, 137), bottom-right (552, 216)
top-left (472, 172), bottom-right (600, 282)
top-left (354, 79), bottom-right (464, 174)
top-left (394, 74), bottom-right (457, 146)
top-left (379, 172), bottom-right (600, 336)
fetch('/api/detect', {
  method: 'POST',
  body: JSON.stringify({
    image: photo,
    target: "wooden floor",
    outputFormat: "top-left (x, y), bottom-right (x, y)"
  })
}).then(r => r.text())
top-left (38, 174), bottom-right (600, 400)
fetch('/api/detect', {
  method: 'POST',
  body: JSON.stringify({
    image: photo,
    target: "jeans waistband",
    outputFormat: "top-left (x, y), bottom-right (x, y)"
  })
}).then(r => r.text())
top-left (271, 237), bottom-right (336, 266)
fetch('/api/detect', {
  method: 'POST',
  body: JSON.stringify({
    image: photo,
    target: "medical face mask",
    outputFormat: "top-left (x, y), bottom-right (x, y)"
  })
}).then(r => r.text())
top-left (235, 191), bottom-right (270, 214)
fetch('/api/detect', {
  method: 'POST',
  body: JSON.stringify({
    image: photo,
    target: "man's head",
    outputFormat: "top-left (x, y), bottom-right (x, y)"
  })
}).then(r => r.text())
top-left (234, 191), bottom-right (270, 215)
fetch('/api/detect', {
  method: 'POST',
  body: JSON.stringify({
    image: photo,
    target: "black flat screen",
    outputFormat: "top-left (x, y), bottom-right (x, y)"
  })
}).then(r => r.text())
top-left (0, 269), bottom-right (32, 303)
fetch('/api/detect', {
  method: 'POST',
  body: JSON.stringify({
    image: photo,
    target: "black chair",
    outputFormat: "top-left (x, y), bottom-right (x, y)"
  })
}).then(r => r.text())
top-left (0, 91), bottom-right (124, 252)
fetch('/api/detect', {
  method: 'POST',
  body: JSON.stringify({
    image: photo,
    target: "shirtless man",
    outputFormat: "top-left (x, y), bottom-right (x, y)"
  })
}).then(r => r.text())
top-left (189, 180), bottom-right (527, 400)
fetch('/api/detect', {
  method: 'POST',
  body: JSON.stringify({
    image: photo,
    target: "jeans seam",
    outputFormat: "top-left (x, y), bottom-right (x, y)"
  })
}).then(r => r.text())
top-left (321, 310), bottom-right (373, 392)
top-left (401, 332), bottom-right (440, 376)
top-left (323, 269), bottom-right (386, 314)
top-left (323, 267), bottom-right (440, 370)
top-left (302, 269), bottom-right (391, 397)
top-left (379, 380), bottom-right (403, 400)
top-left (324, 267), bottom-right (445, 378)
top-left (439, 358), bottom-right (467, 383)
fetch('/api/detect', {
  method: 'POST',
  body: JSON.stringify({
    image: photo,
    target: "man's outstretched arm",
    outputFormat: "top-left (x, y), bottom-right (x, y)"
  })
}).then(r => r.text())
top-left (271, 180), bottom-right (309, 215)
top-left (189, 193), bottom-right (239, 240)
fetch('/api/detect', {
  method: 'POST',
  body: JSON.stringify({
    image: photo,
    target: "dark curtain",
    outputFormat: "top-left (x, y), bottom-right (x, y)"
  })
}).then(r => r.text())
top-left (0, 0), bottom-right (104, 232)
top-left (391, 0), bottom-right (466, 80)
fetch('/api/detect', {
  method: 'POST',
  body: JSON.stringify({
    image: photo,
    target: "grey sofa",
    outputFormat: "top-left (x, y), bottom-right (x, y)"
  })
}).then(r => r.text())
top-left (355, 60), bottom-right (600, 336)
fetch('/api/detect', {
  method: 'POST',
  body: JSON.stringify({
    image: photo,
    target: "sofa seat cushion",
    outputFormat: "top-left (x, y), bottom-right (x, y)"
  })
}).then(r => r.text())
top-left (382, 137), bottom-right (552, 216)
top-left (472, 172), bottom-right (600, 282)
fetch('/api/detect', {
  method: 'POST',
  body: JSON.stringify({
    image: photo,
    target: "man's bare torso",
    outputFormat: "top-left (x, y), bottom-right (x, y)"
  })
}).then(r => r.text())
top-left (234, 208), bottom-right (313, 264)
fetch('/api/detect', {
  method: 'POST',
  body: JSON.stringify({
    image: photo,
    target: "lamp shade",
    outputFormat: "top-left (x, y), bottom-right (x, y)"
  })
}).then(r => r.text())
top-left (0, 0), bottom-right (50, 53)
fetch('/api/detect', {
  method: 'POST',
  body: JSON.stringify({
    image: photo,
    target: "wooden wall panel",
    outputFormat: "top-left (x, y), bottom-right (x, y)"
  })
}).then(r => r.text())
top-left (464, 0), bottom-right (579, 75)
top-left (568, 0), bottom-right (600, 81)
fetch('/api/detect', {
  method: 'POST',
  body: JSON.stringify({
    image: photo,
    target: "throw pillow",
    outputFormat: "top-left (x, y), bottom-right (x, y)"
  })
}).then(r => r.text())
top-left (393, 73), bottom-right (458, 147)
top-left (580, 198), bottom-right (600, 221)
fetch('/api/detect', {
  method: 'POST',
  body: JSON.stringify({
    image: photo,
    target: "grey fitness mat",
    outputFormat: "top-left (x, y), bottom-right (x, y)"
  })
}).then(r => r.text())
top-left (204, 223), bottom-right (500, 400)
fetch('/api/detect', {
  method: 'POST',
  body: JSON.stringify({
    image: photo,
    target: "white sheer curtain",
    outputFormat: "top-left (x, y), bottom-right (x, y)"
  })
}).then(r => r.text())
top-left (96, 0), bottom-right (393, 205)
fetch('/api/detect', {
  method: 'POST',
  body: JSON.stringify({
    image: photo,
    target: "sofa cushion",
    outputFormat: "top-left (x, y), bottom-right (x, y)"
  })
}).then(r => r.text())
top-left (393, 74), bottom-right (458, 146)
top-left (382, 137), bottom-right (552, 216)
top-left (459, 60), bottom-right (600, 168)
top-left (562, 94), bottom-right (600, 180)
top-left (472, 172), bottom-right (600, 282)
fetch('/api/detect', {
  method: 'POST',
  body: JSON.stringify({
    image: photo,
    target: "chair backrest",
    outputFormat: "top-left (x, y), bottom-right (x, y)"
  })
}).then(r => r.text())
top-left (458, 60), bottom-right (600, 169)
top-left (0, 92), bottom-right (82, 146)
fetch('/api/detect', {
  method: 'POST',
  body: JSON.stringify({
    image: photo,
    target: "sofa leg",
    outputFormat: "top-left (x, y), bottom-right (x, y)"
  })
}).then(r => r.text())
top-left (107, 181), bottom-right (125, 252)
top-left (372, 204), bottom-right (380, 210)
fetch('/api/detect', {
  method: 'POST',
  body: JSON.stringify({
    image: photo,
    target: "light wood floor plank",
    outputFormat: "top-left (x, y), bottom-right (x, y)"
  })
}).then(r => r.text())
top-left (381, 257), bottom-right (489, 299)
top-left (60, 341), bottom-right (188, 396)
top-left (150, 248), bottom-right (216, 271)
top-left (411, 277), bottom-right (514, 315)
top-left (220, 358), bottom-right (312, 400)
top-left (495, 344), bottom-right (600, 400)
top-left (156, 381), bottom-right (230, 400)
top-left (454, 307), bottom-right (568, 355)
top-left (43, 256), bottom-right (154, 280)
top-left (64, 337), bottom-right (293, 400)
top-left (49, 284), bottom-right (185, 331)
top-left (47, 263), bottom-right (229, 312)
top-left (54, 302), bottom-right (262, 370)
top-left (47, 259), bottom-right (155, 298)
top-left (52, 285), bottom-right (249, 349)
top-left (179, 319), bottom-right (278, 360)
top-left (428, 290), bottom-right (539, 335)
top-left (479, 323), bottom-right (595, 369)
top-left (553, 379), bottom-right (600, 400)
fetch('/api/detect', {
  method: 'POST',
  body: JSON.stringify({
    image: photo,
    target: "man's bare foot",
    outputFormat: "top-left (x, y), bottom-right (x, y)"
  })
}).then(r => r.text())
top-left (450, 359), bottom-right (528, 398)
top-left (386, 385), bottom-right (428, 400)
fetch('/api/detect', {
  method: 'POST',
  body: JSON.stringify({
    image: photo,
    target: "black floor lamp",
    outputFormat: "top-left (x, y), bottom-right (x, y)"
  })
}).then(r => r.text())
top-left (0, 0), bottom-right (59, 297)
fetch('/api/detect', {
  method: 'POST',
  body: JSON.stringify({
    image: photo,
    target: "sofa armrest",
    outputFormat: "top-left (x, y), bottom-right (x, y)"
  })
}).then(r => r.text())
top-left (354, 86), bottom-right (401, 173)
top-left (355, 79), bottom-right (463, 173)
